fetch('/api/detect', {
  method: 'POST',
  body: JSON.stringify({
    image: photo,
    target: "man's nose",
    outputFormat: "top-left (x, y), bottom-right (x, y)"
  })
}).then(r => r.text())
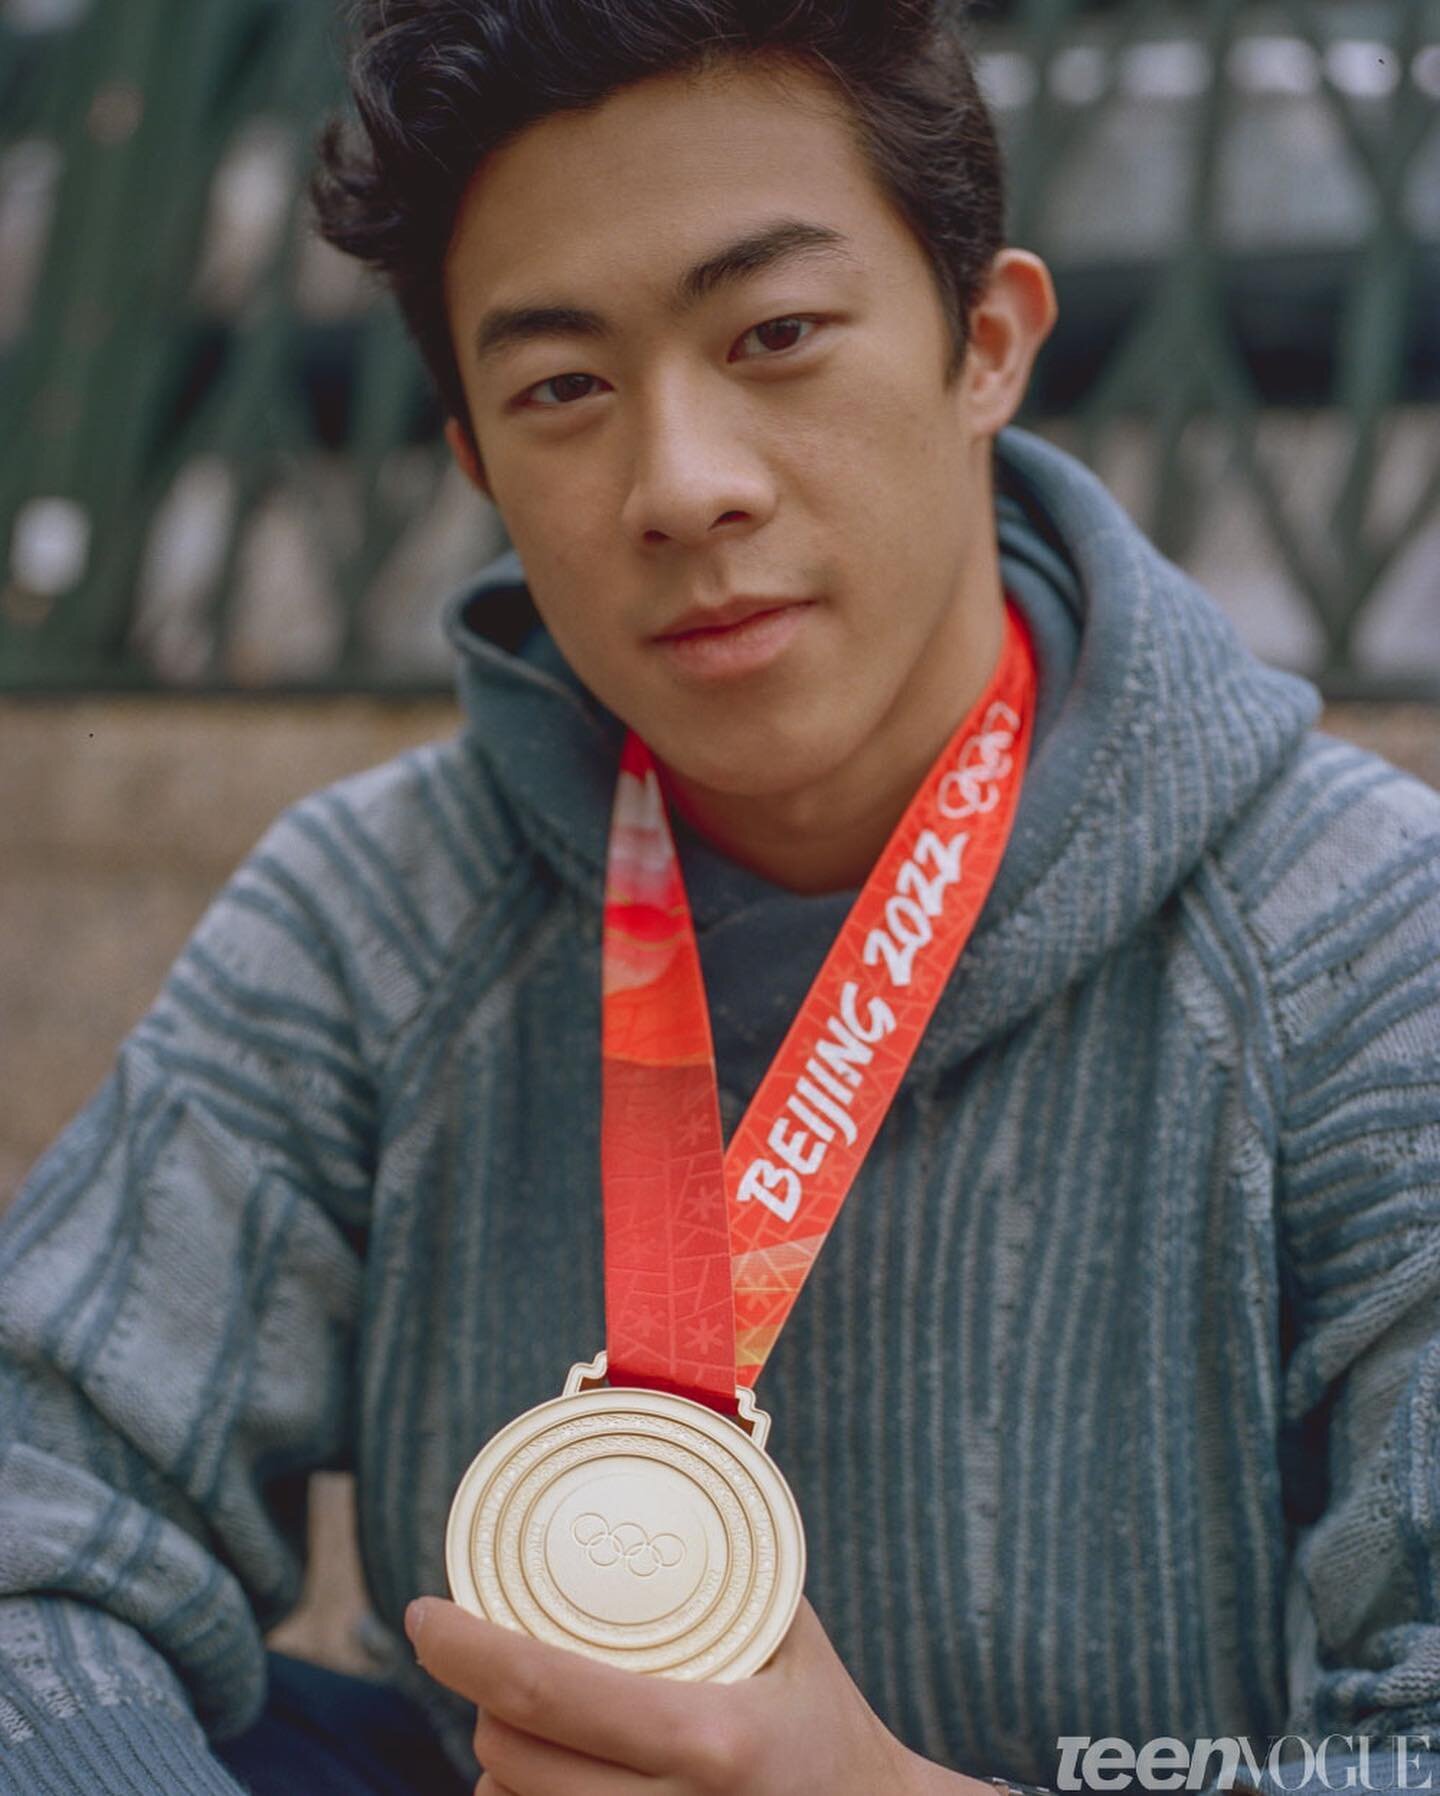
top-left (619, 381), bottom-right (776, 548)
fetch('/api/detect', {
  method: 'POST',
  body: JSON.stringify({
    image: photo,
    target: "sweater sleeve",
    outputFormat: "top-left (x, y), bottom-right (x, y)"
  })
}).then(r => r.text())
top-left (0, 794), bottom-right (384, 1795)
top-left (1249, 752), bottom-right (1440, 1796)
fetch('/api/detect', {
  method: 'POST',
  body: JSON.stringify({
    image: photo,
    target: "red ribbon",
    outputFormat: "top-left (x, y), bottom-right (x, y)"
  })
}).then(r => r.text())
top-left (602, 603), bottom-right (1036, 1411)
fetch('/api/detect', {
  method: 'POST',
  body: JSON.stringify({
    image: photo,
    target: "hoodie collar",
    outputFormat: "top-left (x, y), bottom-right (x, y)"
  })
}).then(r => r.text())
top-left (445, 427), bottom-right (1319, 1083)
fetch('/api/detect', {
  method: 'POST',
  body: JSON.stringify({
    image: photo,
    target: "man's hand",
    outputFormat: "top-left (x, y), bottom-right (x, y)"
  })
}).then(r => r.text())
top-left (406, 1594), bottom-right (983, 1795)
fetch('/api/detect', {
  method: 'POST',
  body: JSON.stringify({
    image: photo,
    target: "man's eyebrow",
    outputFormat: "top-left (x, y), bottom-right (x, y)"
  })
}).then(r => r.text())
top-left (473, 304), bottom-right (609, 367)
top-left (673, 219), bottom-right (854, 309)
top-left (471, 220), bottom-right (854, 367)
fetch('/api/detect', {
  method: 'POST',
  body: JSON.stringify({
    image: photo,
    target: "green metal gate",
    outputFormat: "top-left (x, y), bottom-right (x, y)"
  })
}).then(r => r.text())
top-left (1, 0), bottom-right (1437, 693)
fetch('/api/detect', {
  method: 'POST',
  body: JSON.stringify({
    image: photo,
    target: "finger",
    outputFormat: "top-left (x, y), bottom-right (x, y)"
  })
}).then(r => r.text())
top-left (475, 1712), bottom-right (656, 1796)
top-left (410, 1599), bottom-right (723, 1773)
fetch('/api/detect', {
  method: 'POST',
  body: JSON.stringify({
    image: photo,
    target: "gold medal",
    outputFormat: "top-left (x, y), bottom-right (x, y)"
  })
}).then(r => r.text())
top-left (445, 1352), bottom-right (805, 1680)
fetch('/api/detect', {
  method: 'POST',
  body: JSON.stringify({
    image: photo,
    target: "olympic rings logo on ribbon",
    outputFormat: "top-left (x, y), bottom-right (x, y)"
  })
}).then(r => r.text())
top-left (936, 701), bottom-right (1020, 821)
top-left (571, 1513), bottom-right (686, 1578)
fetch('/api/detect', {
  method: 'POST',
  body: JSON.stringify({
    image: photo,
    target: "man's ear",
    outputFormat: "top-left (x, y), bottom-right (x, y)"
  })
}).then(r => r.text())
top-left (957, 250), bottom-right (1058, 438)
top-left (444, 415), bottom-right (491, 499)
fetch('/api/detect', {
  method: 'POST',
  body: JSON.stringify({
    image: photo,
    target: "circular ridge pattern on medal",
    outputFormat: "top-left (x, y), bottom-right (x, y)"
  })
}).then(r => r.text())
top-left (446, 1386), bottom-right (805, 1681)
top-left (496, 1428), bottom-right (757, 1672)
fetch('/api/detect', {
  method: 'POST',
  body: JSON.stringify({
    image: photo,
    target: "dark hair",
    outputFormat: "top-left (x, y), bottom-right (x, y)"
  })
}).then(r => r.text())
top-left (311, 0), bottom-right (1005, 434)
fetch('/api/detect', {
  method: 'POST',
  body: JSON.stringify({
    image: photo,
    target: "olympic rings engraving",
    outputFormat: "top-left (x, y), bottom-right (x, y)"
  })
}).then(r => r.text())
top-left (571, 1512), bottom-right (687, 1578)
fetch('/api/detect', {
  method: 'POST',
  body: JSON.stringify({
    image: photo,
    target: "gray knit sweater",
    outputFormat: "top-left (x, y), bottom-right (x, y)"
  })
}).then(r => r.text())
top-left (2, 430), bottom-right (1438, 1794)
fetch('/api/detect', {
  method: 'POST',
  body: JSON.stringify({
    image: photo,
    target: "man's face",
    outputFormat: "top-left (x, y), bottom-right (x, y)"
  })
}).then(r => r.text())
top-left (443, 58), bottom-right (1017, 804)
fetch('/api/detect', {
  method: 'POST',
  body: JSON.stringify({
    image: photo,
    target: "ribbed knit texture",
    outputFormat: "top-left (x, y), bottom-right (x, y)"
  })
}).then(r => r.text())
top-left (2, 429), bottom-right (1437, 1794)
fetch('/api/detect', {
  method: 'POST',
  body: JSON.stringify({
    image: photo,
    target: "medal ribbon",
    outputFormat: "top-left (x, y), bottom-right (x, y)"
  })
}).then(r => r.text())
top-left (602, 602), bottom-right (1036, 1413)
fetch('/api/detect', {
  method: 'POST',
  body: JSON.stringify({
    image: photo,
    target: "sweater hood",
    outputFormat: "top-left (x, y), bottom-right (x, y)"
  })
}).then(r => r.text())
top-left (443, 427), bottom-right (1320, 1083)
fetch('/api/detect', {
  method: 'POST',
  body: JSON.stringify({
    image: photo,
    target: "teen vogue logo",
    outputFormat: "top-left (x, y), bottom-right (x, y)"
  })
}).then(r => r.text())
top-left (1055, 1734), bottom-right (1437, 1791)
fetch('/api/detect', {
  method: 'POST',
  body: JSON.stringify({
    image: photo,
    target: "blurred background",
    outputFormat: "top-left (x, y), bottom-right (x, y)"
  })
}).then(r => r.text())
top-left (1, 0), bottom-right (1437, 1662)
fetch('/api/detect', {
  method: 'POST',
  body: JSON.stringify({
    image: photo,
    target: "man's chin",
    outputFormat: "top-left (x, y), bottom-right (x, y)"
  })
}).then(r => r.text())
top-left (654, 730), bottom-right (860, 810)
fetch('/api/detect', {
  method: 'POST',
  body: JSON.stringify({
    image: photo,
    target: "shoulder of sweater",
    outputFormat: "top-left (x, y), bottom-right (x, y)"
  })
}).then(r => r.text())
top-left (169, 735), bottom-right (543, 1067)
top-left (257, 732), bottom-right (531, 918)
top-left (1206, 729), bottom-right (1440, 948)
top-left (1181, 730), bottom-right (1440, 1076)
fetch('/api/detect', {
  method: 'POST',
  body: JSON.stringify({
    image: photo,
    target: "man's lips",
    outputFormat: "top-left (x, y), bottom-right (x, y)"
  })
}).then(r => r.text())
top-left (650, 599), bottom-right (816, 680)
top-left (652, 597), bottom-right (812, 641)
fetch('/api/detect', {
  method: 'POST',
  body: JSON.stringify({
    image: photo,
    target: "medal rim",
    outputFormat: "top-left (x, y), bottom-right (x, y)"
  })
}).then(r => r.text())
top-left (445, 1380), bottom-right (805, 1681)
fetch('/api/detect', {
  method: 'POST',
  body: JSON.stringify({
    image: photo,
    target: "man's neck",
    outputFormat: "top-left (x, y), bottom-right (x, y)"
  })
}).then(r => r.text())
top-left (659, 571), bottom-right (1008, 897)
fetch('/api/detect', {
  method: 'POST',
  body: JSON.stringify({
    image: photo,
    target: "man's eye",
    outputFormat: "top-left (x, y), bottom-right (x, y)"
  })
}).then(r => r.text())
top-left (524, 372), bottom-right (605, 408)
top-left (733, 316), bottom-right (818, 360)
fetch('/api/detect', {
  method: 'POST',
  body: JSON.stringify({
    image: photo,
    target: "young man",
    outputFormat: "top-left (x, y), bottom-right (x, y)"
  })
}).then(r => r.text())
top-left (2, 4), bottom-right (1437, 1794)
